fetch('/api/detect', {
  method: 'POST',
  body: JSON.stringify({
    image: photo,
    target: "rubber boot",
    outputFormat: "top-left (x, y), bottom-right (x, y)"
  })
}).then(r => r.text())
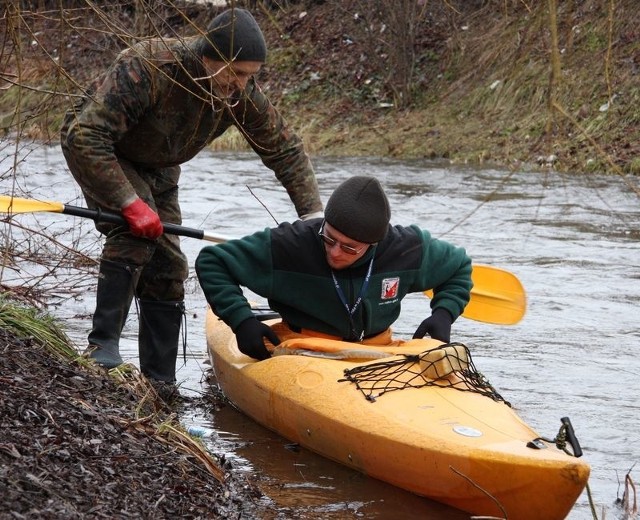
top-left (138, 300), bottom-right (185, 383)
top-left (86, 259), bottom-right (140, 369)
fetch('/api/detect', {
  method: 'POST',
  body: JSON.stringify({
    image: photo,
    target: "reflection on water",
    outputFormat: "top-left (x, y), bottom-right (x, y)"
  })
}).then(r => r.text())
top-left (195, 401), bottom-right (470, 519)
top-left (2, 143), bottom-right (639, 519)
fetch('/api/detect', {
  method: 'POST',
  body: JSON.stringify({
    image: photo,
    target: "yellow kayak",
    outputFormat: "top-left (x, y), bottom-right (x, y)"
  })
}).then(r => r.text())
top-left (205, 309), bottom-right (590, 519)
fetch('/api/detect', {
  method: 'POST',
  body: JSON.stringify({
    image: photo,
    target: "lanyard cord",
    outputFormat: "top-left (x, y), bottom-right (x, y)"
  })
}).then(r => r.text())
top-left (330, 257), bottom-right (374, 341)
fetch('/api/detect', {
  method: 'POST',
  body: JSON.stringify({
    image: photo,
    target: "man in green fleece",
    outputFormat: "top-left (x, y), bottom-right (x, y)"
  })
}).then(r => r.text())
top-left (196, 176), bottom-right (473, 360)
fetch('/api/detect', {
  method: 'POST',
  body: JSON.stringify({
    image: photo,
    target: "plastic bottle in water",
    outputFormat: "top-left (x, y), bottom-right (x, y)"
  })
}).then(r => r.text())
top-left (187, 425), bottom-right (215, 439)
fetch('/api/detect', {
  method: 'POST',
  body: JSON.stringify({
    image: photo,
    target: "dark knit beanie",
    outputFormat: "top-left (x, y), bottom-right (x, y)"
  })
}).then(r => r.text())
top-left (200, 9), bottom-right (267, 62)
top-left (324, 176), bottom-right (391, 243)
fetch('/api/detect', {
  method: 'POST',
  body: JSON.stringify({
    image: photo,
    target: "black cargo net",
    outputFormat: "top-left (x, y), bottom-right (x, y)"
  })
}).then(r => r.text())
top-left (339, 342), bottom-right (509, 405)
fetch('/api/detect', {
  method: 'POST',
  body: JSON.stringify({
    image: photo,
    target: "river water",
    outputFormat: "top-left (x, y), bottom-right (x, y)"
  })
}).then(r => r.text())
top-left (1, 141), bottom-right (638, 519)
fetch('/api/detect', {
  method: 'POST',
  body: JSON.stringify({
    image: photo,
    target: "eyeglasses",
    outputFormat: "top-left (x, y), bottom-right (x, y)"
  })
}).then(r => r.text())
top-left (318, 222), bottom-right (369, 255)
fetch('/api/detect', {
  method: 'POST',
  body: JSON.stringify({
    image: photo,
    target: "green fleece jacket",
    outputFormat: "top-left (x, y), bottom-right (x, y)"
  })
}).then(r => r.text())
top-left (196, 219), bottom-right (472, 340)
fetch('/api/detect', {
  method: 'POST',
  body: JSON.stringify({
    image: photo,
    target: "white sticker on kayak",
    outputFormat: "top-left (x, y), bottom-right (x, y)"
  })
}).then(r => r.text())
top-left (453, 425), bottom-right (483, 437)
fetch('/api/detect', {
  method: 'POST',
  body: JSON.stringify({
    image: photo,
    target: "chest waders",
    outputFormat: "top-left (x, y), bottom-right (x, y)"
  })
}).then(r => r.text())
top-left (86, 259), bottom-right (184, 383)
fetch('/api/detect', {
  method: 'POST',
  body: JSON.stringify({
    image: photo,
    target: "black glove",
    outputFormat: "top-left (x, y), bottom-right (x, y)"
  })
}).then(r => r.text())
top-left (234, 317), bottom-right (281, 361)
top-left (413, 308), bottom-right (453, 343)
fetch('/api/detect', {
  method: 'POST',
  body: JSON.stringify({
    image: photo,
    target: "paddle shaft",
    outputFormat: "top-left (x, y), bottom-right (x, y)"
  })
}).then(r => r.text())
top-left (61, 203), bottom-right (228, 243)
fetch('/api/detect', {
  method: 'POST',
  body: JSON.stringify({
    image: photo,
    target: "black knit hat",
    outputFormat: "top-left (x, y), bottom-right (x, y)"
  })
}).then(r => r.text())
top-left (200, 9), bottom-right (267, 62)
top-left (324, 176), bottom-right (391, 243)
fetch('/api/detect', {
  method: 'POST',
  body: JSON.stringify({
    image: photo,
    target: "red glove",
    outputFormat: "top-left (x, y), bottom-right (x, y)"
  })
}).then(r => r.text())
top-left (121, 198), bottom-right (163, 239)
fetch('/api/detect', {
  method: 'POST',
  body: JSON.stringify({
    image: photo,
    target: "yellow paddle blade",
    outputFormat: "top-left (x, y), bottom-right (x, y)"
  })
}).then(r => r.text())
top-left (0, 195), bottom-right (65, 214)
top-left (425, 264), bottom-right (526, 325)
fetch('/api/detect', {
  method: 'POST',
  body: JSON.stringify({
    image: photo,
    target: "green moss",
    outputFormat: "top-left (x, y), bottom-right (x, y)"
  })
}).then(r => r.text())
top-left (582, 24), bottom-right (607, 52)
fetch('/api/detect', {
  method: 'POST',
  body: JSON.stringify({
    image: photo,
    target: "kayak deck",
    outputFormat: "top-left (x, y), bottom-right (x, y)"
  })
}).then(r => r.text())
top-left (206, 310), bottom-right (590, 519)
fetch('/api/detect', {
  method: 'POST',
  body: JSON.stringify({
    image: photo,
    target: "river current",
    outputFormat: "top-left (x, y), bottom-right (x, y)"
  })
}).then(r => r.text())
top-left (1, 141), bottom-right (638, 519)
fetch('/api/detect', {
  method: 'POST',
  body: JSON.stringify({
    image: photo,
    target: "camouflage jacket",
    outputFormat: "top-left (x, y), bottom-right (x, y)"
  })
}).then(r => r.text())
top-left (60, 37), bottom-right (322, 217)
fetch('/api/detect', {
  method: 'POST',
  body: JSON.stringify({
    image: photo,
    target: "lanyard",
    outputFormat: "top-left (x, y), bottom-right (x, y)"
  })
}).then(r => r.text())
top-left (331, 257), bottom-right (374, 341)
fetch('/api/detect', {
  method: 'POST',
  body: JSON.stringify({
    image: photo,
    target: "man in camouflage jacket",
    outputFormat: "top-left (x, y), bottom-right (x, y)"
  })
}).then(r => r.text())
top-left (60, 8), bottom-right (322, 388)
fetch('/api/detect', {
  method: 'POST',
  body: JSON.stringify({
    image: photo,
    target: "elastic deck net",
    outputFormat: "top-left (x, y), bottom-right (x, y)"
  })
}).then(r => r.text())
top-left (339, 342), bottom-right (508, 404)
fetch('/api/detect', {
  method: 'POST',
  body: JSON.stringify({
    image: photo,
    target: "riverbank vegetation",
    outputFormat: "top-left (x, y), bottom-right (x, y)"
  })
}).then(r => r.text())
top-left (1, 0), bottom-right (640, 176)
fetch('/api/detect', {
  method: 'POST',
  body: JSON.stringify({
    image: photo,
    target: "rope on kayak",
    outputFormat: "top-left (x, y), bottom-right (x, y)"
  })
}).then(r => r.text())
top-left (533, 417), bottom-right (584, 457)
top-left (339, 342), bottom-right (508, 404)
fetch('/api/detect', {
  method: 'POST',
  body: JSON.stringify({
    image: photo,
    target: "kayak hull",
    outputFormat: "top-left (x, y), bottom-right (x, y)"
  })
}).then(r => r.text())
top-left (206, 310), bottom-right (589, 519)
